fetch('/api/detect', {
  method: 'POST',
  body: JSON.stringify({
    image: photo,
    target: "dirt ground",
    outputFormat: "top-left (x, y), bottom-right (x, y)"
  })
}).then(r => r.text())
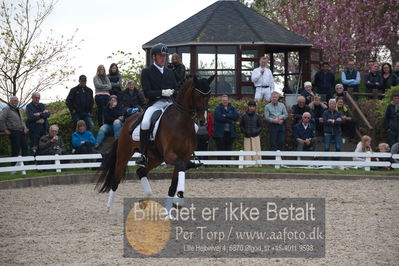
top-left (0, 177), bottom-right (398, 265)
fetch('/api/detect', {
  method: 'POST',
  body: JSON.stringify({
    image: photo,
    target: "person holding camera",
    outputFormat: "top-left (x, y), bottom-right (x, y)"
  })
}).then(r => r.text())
top-left (168, 53), bottom-right (186, 88)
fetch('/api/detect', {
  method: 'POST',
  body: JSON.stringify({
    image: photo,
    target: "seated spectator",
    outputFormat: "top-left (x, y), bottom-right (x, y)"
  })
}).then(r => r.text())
top-left (365, 63), bottom-right (382, 94)
top-left (323, 99), bottom-right (343, 154)
top-left (108, 63), bottom-right (123, 96)
top-left (333, 84), bottom-right (345, 99)
top-left (26, 92), bottom-right (50, 155)
top-left (38, 125), bottom-right (66, 155)
top-left (95, 95), bottom-right (124, 148)
top-left (120, 80), bottom-right (145, 117)
top-left (383, 92), bottom-right (399, 147)
top-left (336, 97), bottom-right (356, 142)
top-left (0, 96), bottom-right (29, 159)
top-left (240, 101), bottom-right (262, 165)
top-left (341, 60), bottom-right (360, 97)
top-left (381, 63), bottom-right (398, 93)
top-left (301, 81), bottom-right (315, 105)
top-left (72, 120), bottom-right (96, 154)
top-left (353, 135), bottom-right (372, 161)
top-left (213, 95), bottom-right (239, 160)
top-left (291, 96), bottom-right (312, 125)
top-left (309, 95), bottom-right (327, 136)
top-left (293, 112), bottom-right (316, 151)
top-left (265, 92), bottom-right (288, 151)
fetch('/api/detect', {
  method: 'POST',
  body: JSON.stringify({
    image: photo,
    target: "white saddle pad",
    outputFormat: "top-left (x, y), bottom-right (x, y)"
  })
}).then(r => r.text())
top-left (132, 105), bottom-right (199, 141)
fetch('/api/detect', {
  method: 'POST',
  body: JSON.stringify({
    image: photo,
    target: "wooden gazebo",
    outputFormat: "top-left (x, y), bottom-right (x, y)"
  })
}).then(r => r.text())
top-left (142, 0), bottom-right (313, 97)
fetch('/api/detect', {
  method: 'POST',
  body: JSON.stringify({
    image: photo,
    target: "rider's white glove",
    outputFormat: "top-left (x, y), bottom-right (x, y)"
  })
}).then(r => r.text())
top-left (162, 89), bottom-right (174, 97)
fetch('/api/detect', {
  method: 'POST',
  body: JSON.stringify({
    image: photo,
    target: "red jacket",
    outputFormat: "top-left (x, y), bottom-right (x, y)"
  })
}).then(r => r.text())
top-left (207, 112), bottom-right (214, 137)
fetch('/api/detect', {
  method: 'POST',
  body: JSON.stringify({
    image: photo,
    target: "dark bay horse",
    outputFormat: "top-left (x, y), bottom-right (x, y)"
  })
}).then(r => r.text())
top-left (96, 75), bottom-right (215, 210)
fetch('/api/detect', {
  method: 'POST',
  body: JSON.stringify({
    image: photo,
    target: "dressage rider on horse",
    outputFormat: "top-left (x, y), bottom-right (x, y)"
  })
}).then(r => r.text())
top-left (136, 43), bottom-right (178, 167)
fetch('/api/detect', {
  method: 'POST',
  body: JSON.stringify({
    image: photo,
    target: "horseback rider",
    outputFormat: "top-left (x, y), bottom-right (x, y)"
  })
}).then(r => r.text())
top-left (136, 43), bottom-right (178, 167)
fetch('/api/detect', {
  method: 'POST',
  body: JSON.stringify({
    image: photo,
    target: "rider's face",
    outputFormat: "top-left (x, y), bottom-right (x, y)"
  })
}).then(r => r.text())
top-left (153, 54), bottom-right (167, 67)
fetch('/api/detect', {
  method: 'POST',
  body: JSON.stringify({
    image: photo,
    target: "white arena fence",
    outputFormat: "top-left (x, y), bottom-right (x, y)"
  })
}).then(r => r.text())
top-left (0, 151), bottom-right (397, 175)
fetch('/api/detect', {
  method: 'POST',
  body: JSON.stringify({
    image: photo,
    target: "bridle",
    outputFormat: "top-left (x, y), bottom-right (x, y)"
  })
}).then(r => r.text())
top-left (171, 83), bottom-right (211, 121)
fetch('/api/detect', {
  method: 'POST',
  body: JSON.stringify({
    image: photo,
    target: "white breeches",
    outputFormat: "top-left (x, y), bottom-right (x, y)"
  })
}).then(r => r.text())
top-left (141, 99), bottom-right (171, 130)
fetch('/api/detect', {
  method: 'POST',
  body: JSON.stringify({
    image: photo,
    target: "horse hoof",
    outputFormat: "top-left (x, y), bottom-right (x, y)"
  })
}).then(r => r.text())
top-left (173, 194), bottom-right (185, 207)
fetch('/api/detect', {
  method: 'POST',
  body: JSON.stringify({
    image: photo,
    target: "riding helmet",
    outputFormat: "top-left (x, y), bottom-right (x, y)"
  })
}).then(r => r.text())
top-left (150, 43), bottom-right (169, 56)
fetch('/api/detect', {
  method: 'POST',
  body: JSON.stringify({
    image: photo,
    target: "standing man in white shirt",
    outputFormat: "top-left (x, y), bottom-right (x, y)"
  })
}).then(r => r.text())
top-left (251, 56), bottom-right (275, 102)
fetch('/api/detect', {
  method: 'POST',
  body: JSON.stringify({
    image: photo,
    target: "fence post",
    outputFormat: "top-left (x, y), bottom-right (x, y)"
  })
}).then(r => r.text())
top-left (17, 155), bottom-right (26, 175)
top-left (364, 154), bottom-right (371, 171)
top-left (238, 150), bottom-right (244, 169)
top-left (55, 154), bottom-right (61, 173)
top-left (275, 150), bottom-right (281, 169)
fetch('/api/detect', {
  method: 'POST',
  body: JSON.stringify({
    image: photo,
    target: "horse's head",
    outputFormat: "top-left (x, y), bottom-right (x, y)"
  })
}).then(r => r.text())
top-left (176, 74), bottom-right (215, 125)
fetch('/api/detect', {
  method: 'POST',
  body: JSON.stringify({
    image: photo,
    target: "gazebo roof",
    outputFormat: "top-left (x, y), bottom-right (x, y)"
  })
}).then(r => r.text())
top-left (142, 0), bottom-right (312, 49)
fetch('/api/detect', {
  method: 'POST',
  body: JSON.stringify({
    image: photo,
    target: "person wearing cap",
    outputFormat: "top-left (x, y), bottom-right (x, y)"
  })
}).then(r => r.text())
top-left (95, 95), bottom-right (124, 148)
top-left (66, 75), bottom-right (94, 131)
top-left (383, 92), bottom-right (399, 147)
top-left (301, 81), bottom-right (315, 105)
top-left (136, 43), bottom-right (177, 167)
top-left (240, 101), bottom-right (262, 166)
top-left (120, 80), bottom-right (145, 117)
top-left (251, 56), bottom-right (275, 102)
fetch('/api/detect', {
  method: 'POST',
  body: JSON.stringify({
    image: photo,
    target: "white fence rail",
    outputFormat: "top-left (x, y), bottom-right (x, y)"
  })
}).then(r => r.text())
top-left (0, 151), bottom-right (397, 175)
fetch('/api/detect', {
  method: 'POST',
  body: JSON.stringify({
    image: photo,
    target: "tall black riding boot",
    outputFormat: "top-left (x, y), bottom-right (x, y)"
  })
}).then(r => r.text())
top-left (136, 129), bottom-right (151, 167)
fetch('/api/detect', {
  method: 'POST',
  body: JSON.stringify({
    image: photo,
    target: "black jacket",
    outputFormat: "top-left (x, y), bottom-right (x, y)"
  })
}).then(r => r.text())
top-left (291, 104), bottom-right (313, 125)
top-left (141, 65), bottom-right (177, 106)
top-left (384, 103), bottom-right (399, 132)
top-left (25, 102), bottom-right (50, 131)
top-left (66, 85), bottom-right (94, 114)
top-left (168, 63), bottom-right (186, 85)
top-left (120, 88), bottom-right (145, 110)
top-left (240, 111), bottom-right (262, 138)
top-left (103, 104), bottom-right (124, 125)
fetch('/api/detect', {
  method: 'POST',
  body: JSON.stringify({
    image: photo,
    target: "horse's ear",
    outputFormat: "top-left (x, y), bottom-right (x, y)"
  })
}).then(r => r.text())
top-left (207, 74), bottom-right (216, 85)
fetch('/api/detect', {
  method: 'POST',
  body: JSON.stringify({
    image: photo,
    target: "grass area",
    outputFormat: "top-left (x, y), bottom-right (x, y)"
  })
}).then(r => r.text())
top-left (0, 165), bottom-right (398, 182)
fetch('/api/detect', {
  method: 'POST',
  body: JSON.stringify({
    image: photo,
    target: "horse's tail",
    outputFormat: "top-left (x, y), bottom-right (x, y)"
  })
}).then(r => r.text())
top-left (95, 139), bottom-right (118, 193)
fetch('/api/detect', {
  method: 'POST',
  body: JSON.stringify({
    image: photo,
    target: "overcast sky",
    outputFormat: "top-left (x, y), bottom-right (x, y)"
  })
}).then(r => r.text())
top-left (39, 0), bottom-right (218, 102)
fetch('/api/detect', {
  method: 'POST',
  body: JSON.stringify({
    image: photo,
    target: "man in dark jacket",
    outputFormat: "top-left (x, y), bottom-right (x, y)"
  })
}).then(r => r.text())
top-left (66, 75), bottom-right (94, 130)
top-left (120, 80), bottom-right (145, 117)
top-left (323, 99), bottom-right (343, 153)
top-left (384, 92), bottom-right (399, 147)
top-left (294, 112), bottom-right (316, 151)
top-left (365, 63), bottom-right (382, 94)
top-left (213, 95), bottom-right (239, 160)
top-left (314, 62), bottom-right (335, 101)
top-left (291, 96), bottom-right (313, 125)
top-left (26, 92), bottom-right (50, 154)
top-left (240, 101), bottom-right (262, 165)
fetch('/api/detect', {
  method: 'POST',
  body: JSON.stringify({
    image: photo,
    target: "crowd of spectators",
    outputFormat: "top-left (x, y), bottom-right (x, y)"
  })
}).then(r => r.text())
top-left (0, 58), bottom-right (398, 171)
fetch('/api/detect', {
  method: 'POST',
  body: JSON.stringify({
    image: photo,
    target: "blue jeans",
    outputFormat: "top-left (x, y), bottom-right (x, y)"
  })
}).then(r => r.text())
top-left (96, 120), bottom-right (123, 145)
top-left (72, 112), bottom-right (93, 131)
top-left (324, 133), bottom-right (342, 160)
top-left (95, 95), bottom-right (110, 126)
